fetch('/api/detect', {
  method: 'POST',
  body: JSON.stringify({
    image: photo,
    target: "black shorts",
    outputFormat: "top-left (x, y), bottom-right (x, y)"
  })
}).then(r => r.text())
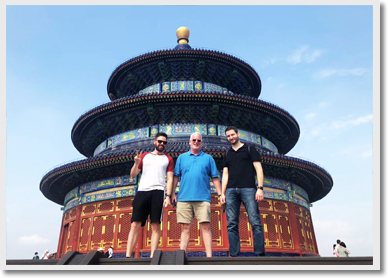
top-left (131, 189), bottom-right (164, 226)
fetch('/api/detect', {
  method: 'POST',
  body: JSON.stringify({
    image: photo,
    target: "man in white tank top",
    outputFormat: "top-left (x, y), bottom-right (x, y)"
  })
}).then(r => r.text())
top-left (125, 132), bottom-right (174, 258)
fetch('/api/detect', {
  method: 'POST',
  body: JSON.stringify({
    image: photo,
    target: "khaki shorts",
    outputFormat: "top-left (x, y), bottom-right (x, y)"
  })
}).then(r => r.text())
top-left (176, 201), bottom-right (211, 224)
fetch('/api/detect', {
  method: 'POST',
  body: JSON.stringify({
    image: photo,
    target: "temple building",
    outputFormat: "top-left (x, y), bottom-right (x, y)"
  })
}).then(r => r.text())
top-left (40, 27), bottom-right (333, 258)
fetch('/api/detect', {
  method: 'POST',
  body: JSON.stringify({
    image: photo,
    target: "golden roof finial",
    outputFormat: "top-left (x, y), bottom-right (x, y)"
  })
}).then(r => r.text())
top-left (176, 26), bottom-right (190, 44)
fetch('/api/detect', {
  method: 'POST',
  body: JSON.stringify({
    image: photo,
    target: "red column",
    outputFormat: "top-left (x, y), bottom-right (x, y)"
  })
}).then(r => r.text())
top-left (56, 213), bottom-right (66, 257)
top-left (309, 210), bottom-right (320, 255)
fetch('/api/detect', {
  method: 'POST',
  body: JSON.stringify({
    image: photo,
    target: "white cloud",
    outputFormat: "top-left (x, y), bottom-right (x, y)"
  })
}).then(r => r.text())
top-left (316, 68), bottom-right (368, 78)
top-left (318, 101), bottom-right (330, 108)
top-left (305, 113), bottom-right (316, 120)
top-left (262, 58), bottom-right (279, 67)
top-left (359, 150), bottom-right (373, 158)
top-left (18, 234), bottom-right (50, 246)
top-left (304, 49), bottom-right (324, 63)
top-left (330, 114), bottom-right (373, 129)
top-left (287, 45), bottom-right (323, 64)
top-left (303, 114), bottom-right (373, 138)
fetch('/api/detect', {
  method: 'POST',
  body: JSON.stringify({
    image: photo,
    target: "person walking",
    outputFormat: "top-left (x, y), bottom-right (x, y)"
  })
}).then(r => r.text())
top-left (220, 126), bottom-right (266, 257)
top-left (125, 132), bottom-right (174, 258)
top-left (171, 132), bottom-right (222, 257)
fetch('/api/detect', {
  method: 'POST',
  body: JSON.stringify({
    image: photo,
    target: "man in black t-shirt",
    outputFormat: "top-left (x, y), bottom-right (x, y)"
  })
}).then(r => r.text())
top-left (220, 126), bottom-right (265, 257)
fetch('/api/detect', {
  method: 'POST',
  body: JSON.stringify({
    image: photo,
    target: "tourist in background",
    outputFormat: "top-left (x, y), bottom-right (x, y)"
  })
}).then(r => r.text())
top-left (98, 247), bottom-right (105, 255)
top-left (32, 252), bottom-right (39, 260)
top-left (172, 132), bottom-right (222, 257)
top-left (220, 126), bottom-right (266, 257)
top-left (337, 242), bottom-right (350, 257)
top-left (334, 239), bottom-right (341, 257)
top-left (126, 132), bottom-right (174, 258)
top-left (332, 244), bottom-right (338, 257)
top-left (107, 246), bottom-right (113, 258)
top-left (42, 249), bottom-right (51, 259)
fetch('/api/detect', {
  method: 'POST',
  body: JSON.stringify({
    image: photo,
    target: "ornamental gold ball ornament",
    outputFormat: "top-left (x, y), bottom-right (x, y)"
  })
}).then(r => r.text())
top-left (176, 26), bottom-right (190, 44)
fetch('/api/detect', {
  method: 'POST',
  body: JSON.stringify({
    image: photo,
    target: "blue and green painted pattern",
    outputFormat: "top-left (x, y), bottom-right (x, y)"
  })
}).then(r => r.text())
top-left (63, 186), bottom-right (137, 212)
top-left (64, 187), bottom-right (79, 204)
top-left (77, 175), bottom-right (137, 195)
top-left (140, 80), bottom-right (230, 95)
top-left (63, 173), bottom-right (310, 213)
top-left (159, 123), bottom-right (207, 136)
top-left (94, 124), bottom-right (278, 156)
top-left (94, 127), bottom-right (150, 155)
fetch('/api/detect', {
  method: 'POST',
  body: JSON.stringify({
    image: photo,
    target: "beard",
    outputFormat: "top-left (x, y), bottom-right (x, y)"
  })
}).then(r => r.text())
top-left (155, 144), bottom-right (165, 152)
top-left (229, 137), bottom-right (239, 145)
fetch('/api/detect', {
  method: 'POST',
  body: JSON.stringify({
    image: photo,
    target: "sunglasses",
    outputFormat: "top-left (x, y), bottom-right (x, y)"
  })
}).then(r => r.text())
top-left (157, 140), bottom-right (167, 145)
top-left (191, 139), bottom-right (202, 142)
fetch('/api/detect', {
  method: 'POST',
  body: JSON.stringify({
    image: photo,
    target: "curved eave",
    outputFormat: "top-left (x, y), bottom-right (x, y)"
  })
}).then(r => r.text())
top-left (40, 146), bottom-right (332, 206)
top-left (71, 92), bottom-right (300, 157)
top-left (107, 49), bottom-right (262, 98)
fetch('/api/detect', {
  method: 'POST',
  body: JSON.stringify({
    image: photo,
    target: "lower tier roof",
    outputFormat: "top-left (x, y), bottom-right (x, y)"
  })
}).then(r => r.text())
top-left (40, 136), bottom-right (333, 206)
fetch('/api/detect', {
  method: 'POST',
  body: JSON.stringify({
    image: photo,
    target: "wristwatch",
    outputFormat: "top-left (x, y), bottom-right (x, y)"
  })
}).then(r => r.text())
top-left (257, 186), bottom-right (264, 190)
top-left (166, 194), bottom-right (172, 198)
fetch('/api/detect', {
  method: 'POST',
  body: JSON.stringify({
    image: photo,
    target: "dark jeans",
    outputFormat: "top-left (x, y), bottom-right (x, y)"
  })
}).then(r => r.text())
top-left (225, 187), bottom-right (265, 257)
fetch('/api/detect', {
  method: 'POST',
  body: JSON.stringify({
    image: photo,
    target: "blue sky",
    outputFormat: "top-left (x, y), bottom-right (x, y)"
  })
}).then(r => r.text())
top-left (5, 2), bottom-right (378, 264)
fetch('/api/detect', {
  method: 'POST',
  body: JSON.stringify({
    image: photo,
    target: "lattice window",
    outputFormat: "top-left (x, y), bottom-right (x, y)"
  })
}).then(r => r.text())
top-left (103, 215), bottom-right (116, 248)
top-left (239, 212), bottom-right (252, 247)
top-left (145, 218), bottom-right (163, 248)
top-left (82, 204), bottom-right (96, 215)
top-left (293, 204), bottom-right (303, 217)
top-left (296, 218), bottom-right (307, 251)
top-left (278, 215), bottom-right (293, 249)
top-left (69, 208), bottom-right (77, 219)
top-left (274, 201), bottom-right (288, 213)
top-left (90, 216), bottom-right (104, 250)
top-left (301, 207), bottom-right (311, 221)
top-left (62, 223), bottom-right (71, 253)
top-left (117, 212), bottom-right (132, 249)
top-left (79, 218), bottom-right (91, 252)
top-left (211, 210), bottom-right (222, 246)
top-left (98, 201), bottom-right (114, 213)
top-left (67, 221), bottom-right (77, 252)
top-left (189, 218), bottom-right (200, 247)
top-left (117, 199), bottom-right (133, 211)
top-left (211, 195), bottom-right (221, 206)
top-left (259, 199), bottom-right (272, 211)
top-left (167, 210), bottom-right (181, 247)
top-left (63, 211), bottom-right (70, 223)
top-left (263, 213), bottom-right (280, 248)
top-left (303, 220), bottom-right (315, 252)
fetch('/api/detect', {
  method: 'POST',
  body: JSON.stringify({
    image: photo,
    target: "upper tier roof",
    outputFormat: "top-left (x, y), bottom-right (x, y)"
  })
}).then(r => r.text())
top-left (107, 27), bottom-right (262, 100)
top-left (71, 92), bottom-right (300, 157)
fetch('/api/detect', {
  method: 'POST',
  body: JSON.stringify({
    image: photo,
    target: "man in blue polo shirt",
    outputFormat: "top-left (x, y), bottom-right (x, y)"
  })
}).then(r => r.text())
top-left (171, 132), bottom-right (222, 257)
